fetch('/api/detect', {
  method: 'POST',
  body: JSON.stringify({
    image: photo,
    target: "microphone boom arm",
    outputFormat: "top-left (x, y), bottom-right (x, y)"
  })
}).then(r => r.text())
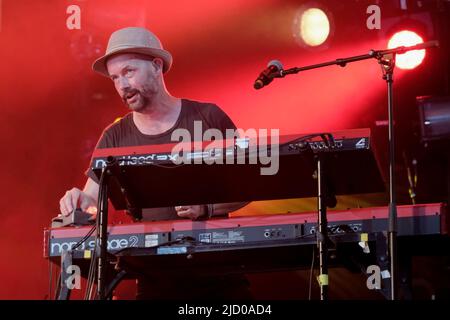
top-left (279, 40), bottom-right (439, 78)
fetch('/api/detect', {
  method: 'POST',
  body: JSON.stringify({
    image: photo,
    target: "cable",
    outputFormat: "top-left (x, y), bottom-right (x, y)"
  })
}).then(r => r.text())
top-left (86, 168), bottom-right (108, 300)
top-left (84, 251), bottom-right (96, 300)
top-left (51, 225), bottom-right (96, 301)
top-left (84, 230), bottom-right (98, 300)
top-left (85, 212), bottom-right (100, 299)
top-left (49, 215), bottom-right (96, 300)
top-left (84, 224), bottom-right (99, 300)
top-left (71, 225), bottom-right (97, 251)
top-left (85, 246), bottom-right (97, 300)
top-left (84, 170), bottom-right (104, 300)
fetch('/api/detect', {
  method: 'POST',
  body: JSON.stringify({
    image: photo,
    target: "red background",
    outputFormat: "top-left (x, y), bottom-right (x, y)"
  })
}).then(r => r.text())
top-left (0, 0), bottom-right (447, 299)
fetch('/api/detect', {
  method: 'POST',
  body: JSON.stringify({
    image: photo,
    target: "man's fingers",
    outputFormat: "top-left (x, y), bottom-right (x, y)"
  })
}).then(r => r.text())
top-left (176, 208), bottom-right (193, 218)
top-left (61, 192), bottom-right (74, 216)
top-left (59, 189), bottom-right (83, 216)
top-left (59, 199), bottom-right (70, 216)
top-left (177, 209), bottom-right (191, 216)
top-left (70, 189), bottom-right (80, 212)
top-left (175, 205), bottom-right (205, 220)
top-left (175, 205), bottom-right (192, 216)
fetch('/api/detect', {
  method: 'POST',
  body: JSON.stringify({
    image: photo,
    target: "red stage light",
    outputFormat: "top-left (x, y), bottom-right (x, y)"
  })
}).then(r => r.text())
top-left (388, 30), bottom-right (425, 70)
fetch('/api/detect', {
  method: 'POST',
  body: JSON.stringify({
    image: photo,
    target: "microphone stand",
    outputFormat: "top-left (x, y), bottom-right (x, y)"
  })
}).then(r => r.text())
top-left (287, 134), bottom-right (336, 300)
top-left (96, 163), bottom-right (111, 300)
top-left (96, 156), bottom-right (142, 300)
top-left (269, 41), bottom-right (439, 300)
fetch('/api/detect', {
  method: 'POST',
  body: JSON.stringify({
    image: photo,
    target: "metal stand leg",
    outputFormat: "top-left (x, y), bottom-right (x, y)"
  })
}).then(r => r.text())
top-left (317, 156), bottom-right (329, 300)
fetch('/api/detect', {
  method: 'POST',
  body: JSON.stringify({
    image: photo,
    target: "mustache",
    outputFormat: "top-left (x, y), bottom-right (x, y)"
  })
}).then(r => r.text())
top-left (122, 89), bottom-right (139, 101)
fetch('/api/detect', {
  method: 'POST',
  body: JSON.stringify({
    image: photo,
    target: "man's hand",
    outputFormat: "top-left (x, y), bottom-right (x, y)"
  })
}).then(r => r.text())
top-left (59, 187), bottom-right (97, 216)
top-left (175, 205), bottom-right (207, 220)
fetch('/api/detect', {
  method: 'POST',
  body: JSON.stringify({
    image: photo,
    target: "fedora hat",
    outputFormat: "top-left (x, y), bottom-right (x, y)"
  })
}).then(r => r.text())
top-left (92, 27), bottom-right (173, 77)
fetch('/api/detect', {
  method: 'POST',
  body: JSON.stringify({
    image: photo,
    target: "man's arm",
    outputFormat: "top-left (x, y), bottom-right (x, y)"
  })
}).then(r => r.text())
top-left (209, 202), bottom-right (249, 216)
top-left (59, 178), bottom-right (99, 216)
top-left (83, 177), bottom-right (99, 201)
top-left (61, 177), bottom-right (247, 219)
top-left (175, 202), bottom-right (249, 220)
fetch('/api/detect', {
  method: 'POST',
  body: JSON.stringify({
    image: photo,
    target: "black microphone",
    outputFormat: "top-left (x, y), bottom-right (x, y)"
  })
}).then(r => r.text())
top-left (254, 60), bottom-right (283, 90)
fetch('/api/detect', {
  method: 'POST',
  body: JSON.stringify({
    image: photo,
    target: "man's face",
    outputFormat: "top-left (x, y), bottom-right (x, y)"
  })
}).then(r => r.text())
top-left (106, 53), bottom-right (161, 112)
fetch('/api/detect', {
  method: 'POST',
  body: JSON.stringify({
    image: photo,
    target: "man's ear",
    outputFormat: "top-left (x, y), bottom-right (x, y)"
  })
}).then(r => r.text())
top-left (152, 58), bottom-right (164, 72)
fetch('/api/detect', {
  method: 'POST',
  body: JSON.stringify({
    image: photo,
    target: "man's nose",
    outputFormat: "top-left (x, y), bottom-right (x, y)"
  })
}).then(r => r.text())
top-left (117, 76), bottom-right (130, 91)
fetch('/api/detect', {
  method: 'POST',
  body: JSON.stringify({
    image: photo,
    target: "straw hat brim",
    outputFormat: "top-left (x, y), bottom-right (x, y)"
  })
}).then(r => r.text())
top-left (92, 46), bottom-right (173, 77)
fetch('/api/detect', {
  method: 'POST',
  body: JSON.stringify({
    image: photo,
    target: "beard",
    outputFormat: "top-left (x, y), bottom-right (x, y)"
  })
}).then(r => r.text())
top-left (121, 74), bottom-right (159, 112)
top-left (122, 86), bottom-right (156, 113)
top-left (123, 90), bottom-right (149, 112)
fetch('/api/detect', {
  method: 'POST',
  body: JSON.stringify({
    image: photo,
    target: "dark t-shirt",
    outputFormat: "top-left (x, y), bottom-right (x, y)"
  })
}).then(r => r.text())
top-left (86, 98), bottom-right (237, 221)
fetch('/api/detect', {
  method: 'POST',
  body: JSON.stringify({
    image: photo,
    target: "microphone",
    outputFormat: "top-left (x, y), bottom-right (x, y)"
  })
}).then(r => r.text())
top-left (254, 60), bottom-right (283, 90)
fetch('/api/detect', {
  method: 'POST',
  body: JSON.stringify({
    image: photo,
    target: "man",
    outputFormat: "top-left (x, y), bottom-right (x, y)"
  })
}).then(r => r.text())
top-left (59, 27), bottom-right (251, 299)
top-left (59, 27), bottom-right (247, 220)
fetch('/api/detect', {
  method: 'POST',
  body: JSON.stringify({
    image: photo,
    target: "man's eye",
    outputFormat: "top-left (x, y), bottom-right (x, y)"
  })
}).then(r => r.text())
top-left (126, 69), bottom-right (135, 76)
